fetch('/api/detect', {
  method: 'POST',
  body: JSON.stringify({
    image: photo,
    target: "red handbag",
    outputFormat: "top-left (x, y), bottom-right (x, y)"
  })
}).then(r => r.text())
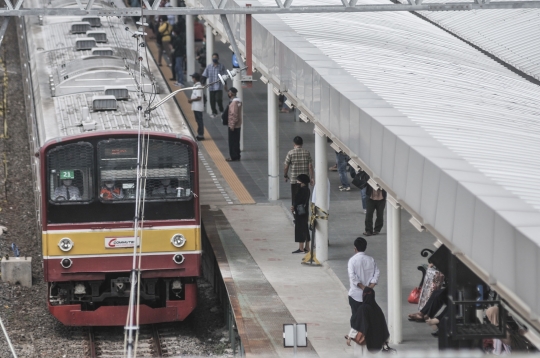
top-left (408, 287), bottom-right (421, 304)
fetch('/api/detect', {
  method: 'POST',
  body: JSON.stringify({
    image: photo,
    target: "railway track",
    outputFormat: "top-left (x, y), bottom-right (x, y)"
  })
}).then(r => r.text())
top-left (86, 322), bottom-right (203, 358)
top-left (87, 325), bottom-right (164, 358)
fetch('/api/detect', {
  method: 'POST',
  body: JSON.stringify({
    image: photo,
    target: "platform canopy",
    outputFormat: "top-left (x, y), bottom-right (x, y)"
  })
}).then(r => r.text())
top-left (197, 0), bottom-right (540, 332)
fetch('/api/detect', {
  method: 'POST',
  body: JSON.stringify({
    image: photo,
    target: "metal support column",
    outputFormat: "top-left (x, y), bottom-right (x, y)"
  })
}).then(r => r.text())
top-left (186, 15), bottom-right (195, 83)
top-left (205, 21), bottom-right (214, 114)
top-left (387, 196), bottom-right (402, 344)
top-left (268, 82), bottom-right (279, 200)
top-left (314, 129), bottom-right (328, 263)
top-left (233, 73), bottom-right (244, 151)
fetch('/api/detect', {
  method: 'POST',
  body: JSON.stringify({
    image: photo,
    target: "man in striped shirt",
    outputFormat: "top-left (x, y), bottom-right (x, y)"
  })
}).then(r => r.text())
top-left (202, 53), bottom-right (227, 118)
top-left (283, 136), bottom-right (314, 204)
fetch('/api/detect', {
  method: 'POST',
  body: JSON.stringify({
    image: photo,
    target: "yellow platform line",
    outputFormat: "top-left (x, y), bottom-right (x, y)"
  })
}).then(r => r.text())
top-left (146, 39), bottom-right (255, 204)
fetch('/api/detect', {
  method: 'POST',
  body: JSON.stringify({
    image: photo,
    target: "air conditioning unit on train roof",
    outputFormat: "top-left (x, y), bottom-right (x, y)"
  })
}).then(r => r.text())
top-left (82, 16), bottom-right (101, 27)
top-left (104, 86), bottom-right (129, 100)
top-left (86, 30), bottom-right (107, 43)
top-left (92, 95), bottom-right (117, 111)
top-left (71, 22), bottom-right (91, 34)
top-left (90, 47), bottom-right (114, 57)
top-left (75, 38), bottom-right (97, 51)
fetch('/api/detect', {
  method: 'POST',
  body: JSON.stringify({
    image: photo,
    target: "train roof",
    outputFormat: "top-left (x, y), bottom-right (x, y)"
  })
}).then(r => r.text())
top-left (24, 6), bottom-right (192, 145)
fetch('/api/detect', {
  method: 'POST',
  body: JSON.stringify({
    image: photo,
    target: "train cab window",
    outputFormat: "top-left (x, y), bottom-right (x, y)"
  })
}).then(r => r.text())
top-left (47, 142), bottom-right (94, 204)
top-left (97, 138), bottom-right (193, 202)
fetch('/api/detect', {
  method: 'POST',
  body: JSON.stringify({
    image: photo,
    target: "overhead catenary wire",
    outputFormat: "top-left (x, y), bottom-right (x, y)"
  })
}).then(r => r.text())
top-left (0, 314), bottom-right (17, 358)
top-left (124, 11), bottom-right (156, 358)
top-left (119, 13), bottom-right (244, 355)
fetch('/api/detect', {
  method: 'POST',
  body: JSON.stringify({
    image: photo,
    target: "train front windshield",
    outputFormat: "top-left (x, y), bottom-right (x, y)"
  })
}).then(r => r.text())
top-left (46, 138), bottom-right (195, 224)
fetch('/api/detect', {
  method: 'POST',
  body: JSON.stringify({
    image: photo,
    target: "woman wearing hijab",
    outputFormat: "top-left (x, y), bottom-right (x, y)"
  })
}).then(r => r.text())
top-left (346, 287), bottom-right (390, 355)
top-left (291, 174), bottom-right (311, 254)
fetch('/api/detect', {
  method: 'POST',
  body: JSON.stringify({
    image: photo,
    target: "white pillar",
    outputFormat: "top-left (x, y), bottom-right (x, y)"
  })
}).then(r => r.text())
top-left (186, 15), bottom-right (195, 84)
top-left (233, 74), bottom-right (244, 151)
top-left (387, 196), bottom-right (402, 344)
top-left (268, 83), bottom-right (279, 200)
top-left (314, 130), bottom-right (328, 263)
top-left (205, 22), bottom-right (214, 114)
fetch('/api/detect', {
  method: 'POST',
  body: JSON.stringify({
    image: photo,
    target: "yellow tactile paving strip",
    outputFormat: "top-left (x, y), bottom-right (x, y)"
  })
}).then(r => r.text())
top-left (146, 37), bottom-right (255, 204)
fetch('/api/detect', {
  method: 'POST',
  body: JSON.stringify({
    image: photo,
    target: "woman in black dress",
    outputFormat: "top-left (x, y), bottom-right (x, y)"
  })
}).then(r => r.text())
top-left (291, 174), bottom-right (311, 254)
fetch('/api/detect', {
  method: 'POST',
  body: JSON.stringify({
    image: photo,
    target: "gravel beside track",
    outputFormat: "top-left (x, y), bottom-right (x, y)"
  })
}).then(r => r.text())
top-left (0, 20), bottom-right (233, 358)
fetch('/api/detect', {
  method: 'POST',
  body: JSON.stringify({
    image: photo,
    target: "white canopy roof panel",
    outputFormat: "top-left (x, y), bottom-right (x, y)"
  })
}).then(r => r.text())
top-left (396, 1), bottom-right (540, 81)
top-left (198, 0), bottom-right (540, 329)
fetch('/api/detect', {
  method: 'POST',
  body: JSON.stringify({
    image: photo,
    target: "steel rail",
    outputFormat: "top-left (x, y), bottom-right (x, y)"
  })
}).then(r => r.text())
top-left (151, 325), bottom-right (163, 357)
top-left (88, 327), bottom-right (97, 358)
top-left (2, 1), bottom-right (540, 15)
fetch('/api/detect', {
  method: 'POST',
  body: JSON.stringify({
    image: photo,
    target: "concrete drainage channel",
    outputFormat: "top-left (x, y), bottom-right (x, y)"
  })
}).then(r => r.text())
top-left (201, 205), bottom-right (245, 357)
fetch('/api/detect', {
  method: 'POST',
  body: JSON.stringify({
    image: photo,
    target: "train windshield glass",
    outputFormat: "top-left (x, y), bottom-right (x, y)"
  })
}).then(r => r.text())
top-left (45, 138), bottom-right (196, 224)
top-left (47, 142), bottom-right (94, 204)
top-left (97, 138), bottom-right (193, 202)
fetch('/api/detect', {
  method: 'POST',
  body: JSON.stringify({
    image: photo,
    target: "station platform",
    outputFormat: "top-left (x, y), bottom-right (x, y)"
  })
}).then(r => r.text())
top-left (147, 31), bottom-right (441, 356)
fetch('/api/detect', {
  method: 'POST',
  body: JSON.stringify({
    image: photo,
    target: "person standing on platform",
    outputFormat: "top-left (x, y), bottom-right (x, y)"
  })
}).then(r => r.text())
top-left (283, 136), bottom-right (314, 205)
top-left (364, 186), bottom-right (387, 236)
top-left (187, 73), bottom-right (204, 141)
top-left (194, 19), bottom-right (205, 53)
top-left (171, 28), bottom-right (186, 86)
top-left (336, 151), bottom-right (351, 191)
top-left (202, 53), bottom-right (227, 118)
top-left (157, 15), bottom-right (173, 67)
top-left (348, 237), bottom-right (380, 316)
top-left (225, 87), bottom-right (242, 162)
top-left (291, 174), bottom-right (311, 254)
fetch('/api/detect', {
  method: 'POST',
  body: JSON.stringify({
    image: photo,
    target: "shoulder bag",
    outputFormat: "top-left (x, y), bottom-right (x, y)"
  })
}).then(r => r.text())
top-left (221, 103), bottom-right (229, 126)
top-left (353, 331), bottom-right (366, 345)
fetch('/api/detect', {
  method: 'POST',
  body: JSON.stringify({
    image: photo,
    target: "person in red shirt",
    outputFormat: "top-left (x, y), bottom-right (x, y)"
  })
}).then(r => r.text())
top-left (194, 19), bottom-right (205, 54)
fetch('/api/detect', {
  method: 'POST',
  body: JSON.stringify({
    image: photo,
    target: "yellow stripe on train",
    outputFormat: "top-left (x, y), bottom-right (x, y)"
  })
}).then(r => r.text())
top-left (43, 227), bottom-right (200, 257)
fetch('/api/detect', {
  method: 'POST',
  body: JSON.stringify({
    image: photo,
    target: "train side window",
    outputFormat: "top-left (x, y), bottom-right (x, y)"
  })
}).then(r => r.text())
top-left (47, 142), bottom-right (94, 204)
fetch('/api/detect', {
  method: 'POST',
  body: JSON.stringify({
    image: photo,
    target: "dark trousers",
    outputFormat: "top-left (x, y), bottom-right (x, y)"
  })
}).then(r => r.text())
top-left (349, 296), bottom-right (363, 316)
top-left (209, 90), bottom-right (223, 115)
top-left (291, 183), bottom-right (300, 206)
top-left (365, 198), bottom-right (386, 233)
top-left (194, 111), bottom-right (204, 137)
top-left (228, 127), bottom-right (241, 160)
top-left (170, 55), bottom-right (176, 80)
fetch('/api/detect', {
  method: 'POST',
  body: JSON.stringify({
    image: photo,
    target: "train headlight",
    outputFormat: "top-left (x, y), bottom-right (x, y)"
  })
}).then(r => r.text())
top-left (60, 258), bottom-right (72, 269)
top-left (58, 238), bottom-right (74, 252)
top-left (173, 254), bottom-right (185, 265)
top-left (171, 234), bottom-right (186, 248)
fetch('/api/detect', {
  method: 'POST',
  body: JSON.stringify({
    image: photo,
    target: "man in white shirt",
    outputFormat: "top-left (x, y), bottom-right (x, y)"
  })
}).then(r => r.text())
top-left (52, 179), bottom-right (81, 201)
top-left (188, 72), bottom-right (205, 141)
top-left (347, 237), bottom-right (380, 315)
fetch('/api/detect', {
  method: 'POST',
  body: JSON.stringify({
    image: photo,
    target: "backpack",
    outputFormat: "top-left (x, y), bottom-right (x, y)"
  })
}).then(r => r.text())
top-left (352, 171), bottom-right (369, 189)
